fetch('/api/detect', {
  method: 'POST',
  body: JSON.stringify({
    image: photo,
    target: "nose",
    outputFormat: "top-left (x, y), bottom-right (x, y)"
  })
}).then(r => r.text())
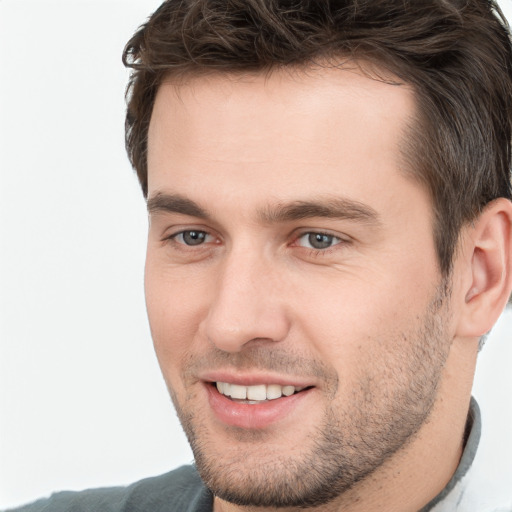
top-left (201, 248), bottom-right (291, 353)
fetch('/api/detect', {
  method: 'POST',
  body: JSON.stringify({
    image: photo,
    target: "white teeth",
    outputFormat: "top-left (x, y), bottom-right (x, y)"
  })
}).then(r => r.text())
top-left (247, 384), bottom-right (266, 401)
top-left (266, 384), bottom-right (282, 400)
top-left (282, 385), bottom-right (295, 396)
top-left (215, 382), bottom-right (306, 401)
top-left (229, 384), bottom-right (247, 400)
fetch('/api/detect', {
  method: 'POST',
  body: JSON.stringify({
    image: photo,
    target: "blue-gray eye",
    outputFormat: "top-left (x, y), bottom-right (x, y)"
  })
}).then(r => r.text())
top-left (176, 230), bottom-right (209, 246)
top-left (299, 232), bottom-right (340, 250)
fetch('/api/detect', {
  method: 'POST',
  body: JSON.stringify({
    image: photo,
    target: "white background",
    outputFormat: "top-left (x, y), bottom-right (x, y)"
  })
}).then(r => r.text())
top-left (1, 1), bottom-right (512, 509)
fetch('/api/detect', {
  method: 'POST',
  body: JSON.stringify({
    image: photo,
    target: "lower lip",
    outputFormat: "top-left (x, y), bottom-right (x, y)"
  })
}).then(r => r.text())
top-left (205, 384), bottom-right (313, 429)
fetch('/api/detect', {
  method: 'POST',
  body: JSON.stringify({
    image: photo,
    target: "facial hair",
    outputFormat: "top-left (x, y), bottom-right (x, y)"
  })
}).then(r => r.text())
top-left (168, 279), bottom-right (452, 508)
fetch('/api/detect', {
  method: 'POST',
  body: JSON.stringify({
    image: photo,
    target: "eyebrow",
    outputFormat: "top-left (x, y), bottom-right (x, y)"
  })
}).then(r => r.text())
top-left (147, 192), bottom-right (211, 219)
top-left (258, 198), bottom-right (381, 225)
top-left (147, 192), bottom-right (380, 226)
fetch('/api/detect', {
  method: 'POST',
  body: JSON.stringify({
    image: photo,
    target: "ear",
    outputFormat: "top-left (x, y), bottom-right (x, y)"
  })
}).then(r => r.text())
top-left (456, 198), bottom-right (512, 338)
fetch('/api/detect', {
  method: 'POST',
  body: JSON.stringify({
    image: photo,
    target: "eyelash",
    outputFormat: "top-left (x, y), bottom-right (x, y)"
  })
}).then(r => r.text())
top-left (164, 229), bottom-right (348, 257)
top-left (293, 232), bottom-right (343, 252)
top-left (163, 229), bottom-right (218, 250)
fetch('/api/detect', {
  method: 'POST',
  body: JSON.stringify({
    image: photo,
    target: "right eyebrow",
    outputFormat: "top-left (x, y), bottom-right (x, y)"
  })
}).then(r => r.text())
top-left (258, 198), bottom-right (381, 226)
top-left (146, 192), bottom-right (210, 219)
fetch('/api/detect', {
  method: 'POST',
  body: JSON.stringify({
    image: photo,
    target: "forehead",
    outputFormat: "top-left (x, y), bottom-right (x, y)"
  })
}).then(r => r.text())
top-left (147, 65), bottom-right (418, 216)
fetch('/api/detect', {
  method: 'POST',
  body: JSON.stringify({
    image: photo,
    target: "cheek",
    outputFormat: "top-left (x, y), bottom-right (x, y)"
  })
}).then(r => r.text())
top-left (293, 265), bottom-right (437, 373)
top-left (144, 257), bottom-right (209, 379)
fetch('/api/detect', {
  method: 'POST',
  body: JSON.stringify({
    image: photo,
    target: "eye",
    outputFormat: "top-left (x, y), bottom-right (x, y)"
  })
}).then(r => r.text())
top-left (173, 230), bottom-right (214, 246)
top-left (297, 232), bottom-right (342, 250)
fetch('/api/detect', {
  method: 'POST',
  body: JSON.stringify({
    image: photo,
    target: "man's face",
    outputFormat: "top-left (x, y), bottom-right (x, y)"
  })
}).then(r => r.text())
top-left (145, 66), bottom-right (454, 508)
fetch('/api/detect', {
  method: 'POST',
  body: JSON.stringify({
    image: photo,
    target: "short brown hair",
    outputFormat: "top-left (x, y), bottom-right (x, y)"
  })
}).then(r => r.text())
top-left (123, 0), bottom-right (512, 275)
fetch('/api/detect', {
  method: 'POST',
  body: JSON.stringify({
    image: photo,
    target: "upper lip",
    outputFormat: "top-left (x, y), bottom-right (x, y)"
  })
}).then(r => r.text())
top-left (199, 370), bottom-right (316, 388)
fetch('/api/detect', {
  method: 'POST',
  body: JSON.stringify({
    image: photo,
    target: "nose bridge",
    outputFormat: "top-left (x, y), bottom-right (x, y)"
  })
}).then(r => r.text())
top-left (203, 242), bottom-right (290, 352)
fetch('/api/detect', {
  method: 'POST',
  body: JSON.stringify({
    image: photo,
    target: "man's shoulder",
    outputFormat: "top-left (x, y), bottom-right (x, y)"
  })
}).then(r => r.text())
top-left (4, 465), bottom-right (212, 512)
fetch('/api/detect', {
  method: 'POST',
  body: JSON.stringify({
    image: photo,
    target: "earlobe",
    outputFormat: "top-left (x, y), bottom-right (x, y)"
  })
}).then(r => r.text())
top-left (457, 198), bottom-right (512, 338)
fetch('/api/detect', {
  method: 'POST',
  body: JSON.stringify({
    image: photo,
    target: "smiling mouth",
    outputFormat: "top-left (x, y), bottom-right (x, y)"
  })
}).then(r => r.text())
top-left (214, 382), bottom-right (311, 403)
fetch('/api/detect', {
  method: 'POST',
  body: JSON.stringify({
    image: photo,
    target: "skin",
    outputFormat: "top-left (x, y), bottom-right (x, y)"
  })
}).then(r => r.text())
top-left (144, 66), bottom-right (489, 511)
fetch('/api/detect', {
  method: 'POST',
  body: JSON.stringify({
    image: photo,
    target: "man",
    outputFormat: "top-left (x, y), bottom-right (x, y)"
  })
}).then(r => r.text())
top-left (7, 0), bottom-right (512, 511)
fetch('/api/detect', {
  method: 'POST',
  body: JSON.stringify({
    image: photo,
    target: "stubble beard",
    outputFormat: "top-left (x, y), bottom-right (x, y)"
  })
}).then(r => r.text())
top-left (168, 280), bottom-right (453, 509)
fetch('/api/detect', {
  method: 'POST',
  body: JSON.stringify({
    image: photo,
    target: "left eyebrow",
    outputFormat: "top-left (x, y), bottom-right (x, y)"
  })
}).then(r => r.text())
top-left (258, 198), bottom-right (381, 226)
top-left (146, 192), bottom-right (211, 219)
